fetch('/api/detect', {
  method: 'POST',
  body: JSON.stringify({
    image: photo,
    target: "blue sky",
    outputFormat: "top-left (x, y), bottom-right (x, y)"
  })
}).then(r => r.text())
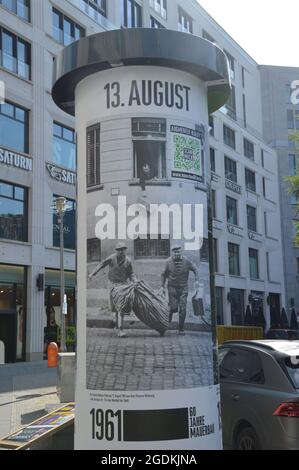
top-left (198, 0), bottom-right (299, 67)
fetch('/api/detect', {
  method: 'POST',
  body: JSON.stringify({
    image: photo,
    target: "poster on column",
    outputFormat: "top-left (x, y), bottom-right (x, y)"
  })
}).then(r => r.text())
top-left (73, 64), bottom-right (222, 450)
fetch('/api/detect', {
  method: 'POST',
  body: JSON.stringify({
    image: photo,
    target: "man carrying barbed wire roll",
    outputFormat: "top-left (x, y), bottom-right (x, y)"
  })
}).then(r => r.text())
top-left (160, 244), bottom-right (200, 335)
top-left (88, 242), bottom-right (136, 338)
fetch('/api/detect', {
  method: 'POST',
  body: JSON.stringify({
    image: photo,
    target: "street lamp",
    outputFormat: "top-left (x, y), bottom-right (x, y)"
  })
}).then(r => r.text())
top-left (55, 196), bottom-right (67, 352)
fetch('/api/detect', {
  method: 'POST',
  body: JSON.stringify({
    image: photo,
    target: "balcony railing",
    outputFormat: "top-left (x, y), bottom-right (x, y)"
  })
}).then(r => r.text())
top-left (68, 0), bottom-right (116, 30)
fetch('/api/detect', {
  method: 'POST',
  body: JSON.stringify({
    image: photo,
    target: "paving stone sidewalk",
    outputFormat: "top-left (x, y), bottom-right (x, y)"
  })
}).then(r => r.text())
top-left (0, 361), bottom-right (60, 440)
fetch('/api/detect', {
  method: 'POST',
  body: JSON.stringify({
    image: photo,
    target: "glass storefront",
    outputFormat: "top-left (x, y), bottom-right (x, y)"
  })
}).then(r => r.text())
top-left (53, 196), bottom-right (76, 250)
top-left (230, 289), bottom-right (245, 326)
top-left (44, 269), bottom-right (76, 354)
top-left (0, 264), bottom-right (26, 362)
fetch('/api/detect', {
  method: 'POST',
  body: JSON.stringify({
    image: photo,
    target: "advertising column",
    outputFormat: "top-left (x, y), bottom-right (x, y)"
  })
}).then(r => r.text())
top-left (52, 29), bottom-right (230, 450)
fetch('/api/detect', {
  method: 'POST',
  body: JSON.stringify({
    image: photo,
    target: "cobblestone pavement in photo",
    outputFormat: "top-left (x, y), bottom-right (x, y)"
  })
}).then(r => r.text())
top-left (87, 328), bottom-right (214, 391)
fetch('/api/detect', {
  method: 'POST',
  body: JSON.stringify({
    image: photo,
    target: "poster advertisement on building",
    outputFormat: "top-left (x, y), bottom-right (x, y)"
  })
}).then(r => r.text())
top-left (52, 29), bottom-right (230, 451)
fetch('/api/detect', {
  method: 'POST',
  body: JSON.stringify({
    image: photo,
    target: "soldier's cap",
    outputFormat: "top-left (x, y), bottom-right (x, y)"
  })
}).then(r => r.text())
top-left (171, 244), bottom-right (182, 251)
top-left (115, 242), bottom-right (128, 250)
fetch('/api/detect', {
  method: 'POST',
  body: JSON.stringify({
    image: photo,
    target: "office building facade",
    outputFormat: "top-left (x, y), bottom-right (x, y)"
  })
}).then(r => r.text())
top-left (0, 0), bottom-right (285, 362)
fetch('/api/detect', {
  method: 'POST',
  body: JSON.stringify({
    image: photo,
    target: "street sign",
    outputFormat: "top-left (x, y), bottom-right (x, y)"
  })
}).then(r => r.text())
top-left (0, 403), bottom-right (74, 450)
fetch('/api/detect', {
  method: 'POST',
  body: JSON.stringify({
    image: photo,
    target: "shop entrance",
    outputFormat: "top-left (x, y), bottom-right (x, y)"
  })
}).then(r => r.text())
top-left (0, 265), bottom-right (26, 363)
top-left (269, 293), bottom-right (281, 328)
top-left (0, 311), bottom-right (17, 363)
top-left (44, 270), bottom-right (76, 355)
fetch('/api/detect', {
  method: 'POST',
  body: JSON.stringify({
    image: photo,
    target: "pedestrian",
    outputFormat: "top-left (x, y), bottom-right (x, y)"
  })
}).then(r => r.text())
top-left (160, 245), bottom-right (200, 335)
top-left (88, 243), bottom-right (136, 337)
top-left (140, 163), bottom-right (151, 193)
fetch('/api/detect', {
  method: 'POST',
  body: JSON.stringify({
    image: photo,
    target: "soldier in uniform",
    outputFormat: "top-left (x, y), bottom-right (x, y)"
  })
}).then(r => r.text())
top-left (88, 242), bottom-right (136, 337)
top-left (161, 245), bottom-right (200, 335)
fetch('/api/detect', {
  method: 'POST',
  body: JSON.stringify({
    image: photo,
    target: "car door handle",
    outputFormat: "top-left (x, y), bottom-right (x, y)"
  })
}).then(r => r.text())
top-left (232, 394), bottom-right (239, 401)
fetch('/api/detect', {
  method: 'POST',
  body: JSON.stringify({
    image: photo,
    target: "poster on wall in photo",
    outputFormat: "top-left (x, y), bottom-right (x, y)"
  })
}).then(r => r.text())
top-left (171, 125), bottom-right (204, 183)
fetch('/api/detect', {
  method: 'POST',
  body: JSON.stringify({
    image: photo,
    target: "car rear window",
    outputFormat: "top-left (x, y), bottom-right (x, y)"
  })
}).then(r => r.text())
top-left (219, 348), bottom-right (265, 384)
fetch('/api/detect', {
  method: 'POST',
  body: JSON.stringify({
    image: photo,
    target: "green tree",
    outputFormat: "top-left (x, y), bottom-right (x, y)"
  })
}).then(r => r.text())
top-left (285, 130), bottom-right (299, 246)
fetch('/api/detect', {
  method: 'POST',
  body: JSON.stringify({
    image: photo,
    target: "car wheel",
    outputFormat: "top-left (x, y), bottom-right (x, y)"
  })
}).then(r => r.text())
top-left (236, 426), bottom-right (261, 450)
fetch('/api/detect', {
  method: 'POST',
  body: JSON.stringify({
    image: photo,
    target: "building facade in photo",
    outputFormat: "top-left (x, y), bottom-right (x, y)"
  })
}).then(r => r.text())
top-left (0, 0), bottom-right (285, 362)
top-left (260, 65), bottom-right (299, 316)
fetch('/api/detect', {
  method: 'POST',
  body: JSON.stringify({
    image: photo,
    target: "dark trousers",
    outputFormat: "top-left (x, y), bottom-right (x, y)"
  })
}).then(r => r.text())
top-left (168, 285), bottom-right (188, 331)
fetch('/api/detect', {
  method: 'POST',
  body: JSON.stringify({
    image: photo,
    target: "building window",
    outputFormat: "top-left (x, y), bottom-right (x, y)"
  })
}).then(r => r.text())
top-left (149, 0), bottom-right (166, 19)
top-left (242, 66), bottom-right (245, 88)
top-left (287, 109), bottom-right (299, 130)
top-left (211, 190), bottom-right (217, 219)
top-left (0, 264), bottom-right (26, 362)
top-left (210, 148), bottom-right (215, 172)
top-left (230, 289), bottom-right (245, 325)
top-left (79, 0), bottom-right (107, 21)
top-left (221, 85), bottom-right (236, 120)
top-left (53, 122), bottom-right (76, 170)
top-left (247, 205), bottom-right (257, 232)
top-left (0, 27), bottom-right (31, 79)
top-left (264, 212), bottom-right (268, 236)
top-left (216, 287), bottom-right (224, 324)
top-left (200, 238), bottom-right (209, 262)
top-left (0, 0), bottom-right (30, 21)
top-left (223, 124), bottom-right (235, 149)
top-left (287, 109), bottom-right (294, 129)
top-left (266, 252), bottom-right (270, 281)
top-left (213, 238), bottom-right (218, 272)
top-left (202, 30), bottom-right (215, 43)
top-left (261, 149), bottom-right (264, 168)
top-left (245, 168), bottom-right (256, 192)
top-left (228, 243), bottom-right (240, 276)
top-left (209, 115), bottom-right (214, 136)
top-left (44, 269), bottom-right (76, 353)
top-left (150, 16), bottom-right (165, 28)
top-left (224, 50), bottom-right (235, 81)
top-left (52, 8), bottom-right (85, 45)
top-left (0, 181), bottom-right (28, 242)
top-left (242, 94), bottom-right (247, 128)
top-left (132, 118), bottom-right (166, 180)
top-left (87, 238), bottom-right (101, 263)
top-left (0, 101), bottom-right (29, 153)
top-left (87, 123), bottom-right (101, 188)
top-left (178, 6), bottom-right (193, 33)
top-left (53, 196), bottom-right (76, 250)
top-left (289, 154), bottom-right (298, 176)
top-left (225, 156), bottom-right (237, 182)
top-left (123, 0), bottom-right (142, 27)
top-left (134, 235), bottom-right (170, 259)
top-left (226, 196), bottom-right (238, 225)
top-left (244, 138), bottom-right (254, 160)
top-left (249, 248), bottom-right (259, 279)
top-left (262, 177), bottom-right (266, 198)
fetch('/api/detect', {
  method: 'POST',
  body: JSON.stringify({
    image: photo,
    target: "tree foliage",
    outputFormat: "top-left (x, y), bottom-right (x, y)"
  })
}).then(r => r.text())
top-left (285, 130), bottom-right (299, 246)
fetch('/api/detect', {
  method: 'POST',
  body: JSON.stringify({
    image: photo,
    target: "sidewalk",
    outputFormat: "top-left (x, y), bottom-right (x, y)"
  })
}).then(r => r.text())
top-left (0, 361), bottom-right (60, 441)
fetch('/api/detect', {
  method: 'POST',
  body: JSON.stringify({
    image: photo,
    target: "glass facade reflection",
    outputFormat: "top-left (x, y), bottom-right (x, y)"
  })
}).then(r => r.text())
top-left (0, 0), bottom-right (30, 21)
top-left (44, 269), bottom-right (76, 353)
top-left (0, 181), bottom-right (28, 242)
top-left (0, 27), bottom-right (31, 79)
top-left (53, 196), bottom-right (76, 250)
top-left (53, 122), bottom-right (76, 170)
top-left (0, 101), bottom-right (29, 153)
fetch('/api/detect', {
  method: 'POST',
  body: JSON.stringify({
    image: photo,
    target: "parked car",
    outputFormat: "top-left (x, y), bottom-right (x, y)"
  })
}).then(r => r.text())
top-left (266, 329), bottom-right (299, 340)
top-left (219, 340), bottom-right (299, 450)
